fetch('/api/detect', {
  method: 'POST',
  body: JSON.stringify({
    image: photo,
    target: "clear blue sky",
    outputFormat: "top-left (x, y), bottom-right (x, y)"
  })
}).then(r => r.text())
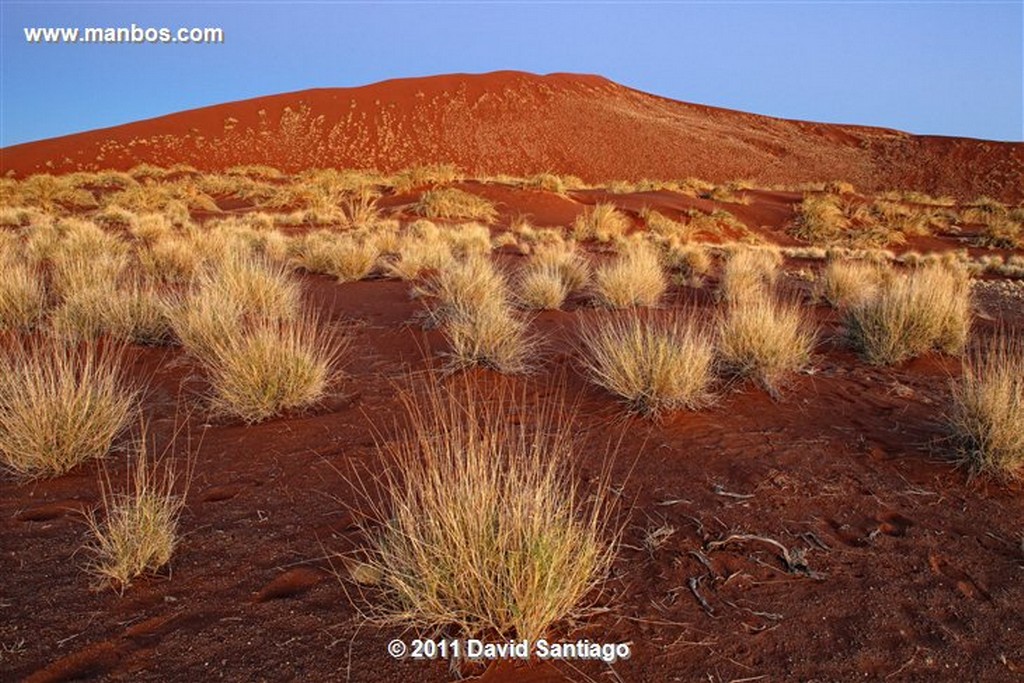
top-left (1, 1), bottom-right (1021, 147)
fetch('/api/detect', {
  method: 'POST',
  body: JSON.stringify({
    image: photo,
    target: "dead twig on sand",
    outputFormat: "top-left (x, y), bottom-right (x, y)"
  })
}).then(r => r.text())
top-left (687, 576), bottom-right (714, 615)
top-left (705, 534), bottom-right (824, 579)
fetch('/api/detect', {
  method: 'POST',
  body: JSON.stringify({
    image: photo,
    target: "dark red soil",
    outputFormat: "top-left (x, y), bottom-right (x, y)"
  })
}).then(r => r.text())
top-left (2, 71), bottom-right (1022, 202)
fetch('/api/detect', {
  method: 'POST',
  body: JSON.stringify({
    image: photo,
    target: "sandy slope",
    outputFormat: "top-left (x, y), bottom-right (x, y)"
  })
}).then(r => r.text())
top-left (3, 71), bottom-right (1022, 202)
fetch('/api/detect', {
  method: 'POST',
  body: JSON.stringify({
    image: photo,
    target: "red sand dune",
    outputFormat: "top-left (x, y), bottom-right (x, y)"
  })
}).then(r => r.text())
top-left (3, 71), bottom-right (1022, 202)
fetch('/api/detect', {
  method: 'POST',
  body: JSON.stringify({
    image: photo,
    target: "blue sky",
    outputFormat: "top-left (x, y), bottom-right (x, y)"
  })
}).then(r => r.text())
top-left (1, 1), bottom-right (1021, 146)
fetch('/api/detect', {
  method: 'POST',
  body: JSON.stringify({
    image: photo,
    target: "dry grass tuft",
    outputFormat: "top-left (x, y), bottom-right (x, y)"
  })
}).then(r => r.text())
top-left (592, 243), bottom-right (666, 308)
top-left (718, 294), bottom-right (816, 395)
top-left (718, 247), bottom-right (781, 304)
top-left (87, 436), bottom-right (187, 590)
top-left (196, 315), bottom-right (345, 423)
top-left (515, 265), bottom-right (569, 311)
top-left (818, 259), bottom-right (891, 308)
top-left (578, 311), bottom-right (715, 415)
top-left (949, 336), bottom-right (1024, 480)
top-left (0, 260), bottom-right (47, 331)
top-left (846, 264), bottom-right (971, 365)
top-left (414, 188), bottom-right (497, 223)
top-left (573, 203), bottom-right (630, 243)
top-left (0, 338), bottom-right (137, 478)
top-left (351, 378), bottom-right (616, 641)
top-left (293, 231), bottom-right (380, 282)
top-left (442, 301), bottom-right (537, 374)
top-left (792, 193), bottom-right (849, 244)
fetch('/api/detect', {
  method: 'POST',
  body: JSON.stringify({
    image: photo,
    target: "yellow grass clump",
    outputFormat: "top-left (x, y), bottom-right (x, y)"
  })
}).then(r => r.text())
top-left (87, 436), bottom-right (188, 590)
top-left (592, 242), bottom-right (666, 308)
top-left (515, 264), bottom-right (569, 310)
top-left (0, 338), bottom-right (137, 478)
top-left (51, 277), bottom-right (172, 345)
top-left (414, 188), bottom-right (498, 223)
top-left (949, 336), bottom-right (1024, 480)
top-left (442, 301), bottom-right (537, 374)
top-left (573, 203), bottom-right (630, 243)
top-left (293, 231), bottom-right (380, 282)
top-left (719, 246), bottom-right (781, 304)
top-left (351, 378), bottom-right (616, 642)
top-left (419, 256), bottom-right (538, 373)
top-left (718, 294), bottom-right (816, 395)
top-left (515, 244), bottom-right (590, 311)
top-left (818, 259), bottom-right (891, 308)
top-left (578, 311), bottom-right (716, 415)
top-left (846, 264), bottom-right (971, 365)
top-left (386, 234), bottom-right (454, 281)
top-left (196, 315), bottom-right (345, 423)
top-left (0, 261), bottom-right (47, 331)
top-left (792, 193), bottom-right (849, 244)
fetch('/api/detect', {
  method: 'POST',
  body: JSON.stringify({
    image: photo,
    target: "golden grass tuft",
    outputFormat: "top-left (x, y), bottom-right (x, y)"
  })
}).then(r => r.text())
top-left (293, 231), bottom-right (380, 282)
top-left (573, 203), bottom-right (630, 243)
top-left (419, 255), bottom-right (509, 324)
top-left (846, 264), bottom-right (971, 365)
top-left (414, 188), bottom-right (497, 223)
top-left (530, 243), bottom-right (591, 292)
top-left (351, 378), bottom-right (616, 641)
top-left (792, 193), bottom-right (849, 244)
top-left (415, 256), bottom-right (538, 372)
top-left (138, 237), bottom-right (204, 284)
top-left (195, 315), bottom-right (345, 423)
top-left (718, 294), bottom-right (816, 395)
top-left (818, 259), bottom-right (891, 308)
top-left (442, 300), bottom-right (537, 374)
top-left (385, 234), bottom-right (454, 281)
top-left (0, 261), bottom-right (47, 331)
top-left (718, 246), bottom-right (781, 304)
top-left (86, 435), bottom-right (187, 590)
top-left (592, 242), bottom-right (666, 308)
top-left (949, 336), bottom-right (1024, 480)
top-left (515, 265), bottom-right (569, 310)
top-left (0, 338), bottom-right (137, 478)
top-left (199, 252), bottom-right (301, 323)
top-left (51, 277), bottom-right (172, 345)
top-left (578, 311), bottom-right (716, 415)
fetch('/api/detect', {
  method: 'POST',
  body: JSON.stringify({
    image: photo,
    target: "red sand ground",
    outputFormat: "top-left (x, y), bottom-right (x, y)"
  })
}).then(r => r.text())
top-left (2, 71), bottom-right (1023, 202)
top-left (2, 74), bottom-right (1024, 682)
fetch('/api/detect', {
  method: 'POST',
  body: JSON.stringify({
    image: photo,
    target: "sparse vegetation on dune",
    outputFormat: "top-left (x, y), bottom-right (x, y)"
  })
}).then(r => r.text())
top-left (578, 310), bottom-right (716, 415)
top-left (351, 378), bottom-right (616, 641)
top-left (949, 335), bottom-right (1024, 480)
top-left (846, 264), bottom-right (971, 365)
top-left (0, 337), bottom-right (137, 478)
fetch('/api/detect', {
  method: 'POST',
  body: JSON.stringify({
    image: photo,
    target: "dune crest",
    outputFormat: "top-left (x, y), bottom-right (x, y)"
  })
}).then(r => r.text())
top-left (3, 70), bottom-right (1022, 202)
